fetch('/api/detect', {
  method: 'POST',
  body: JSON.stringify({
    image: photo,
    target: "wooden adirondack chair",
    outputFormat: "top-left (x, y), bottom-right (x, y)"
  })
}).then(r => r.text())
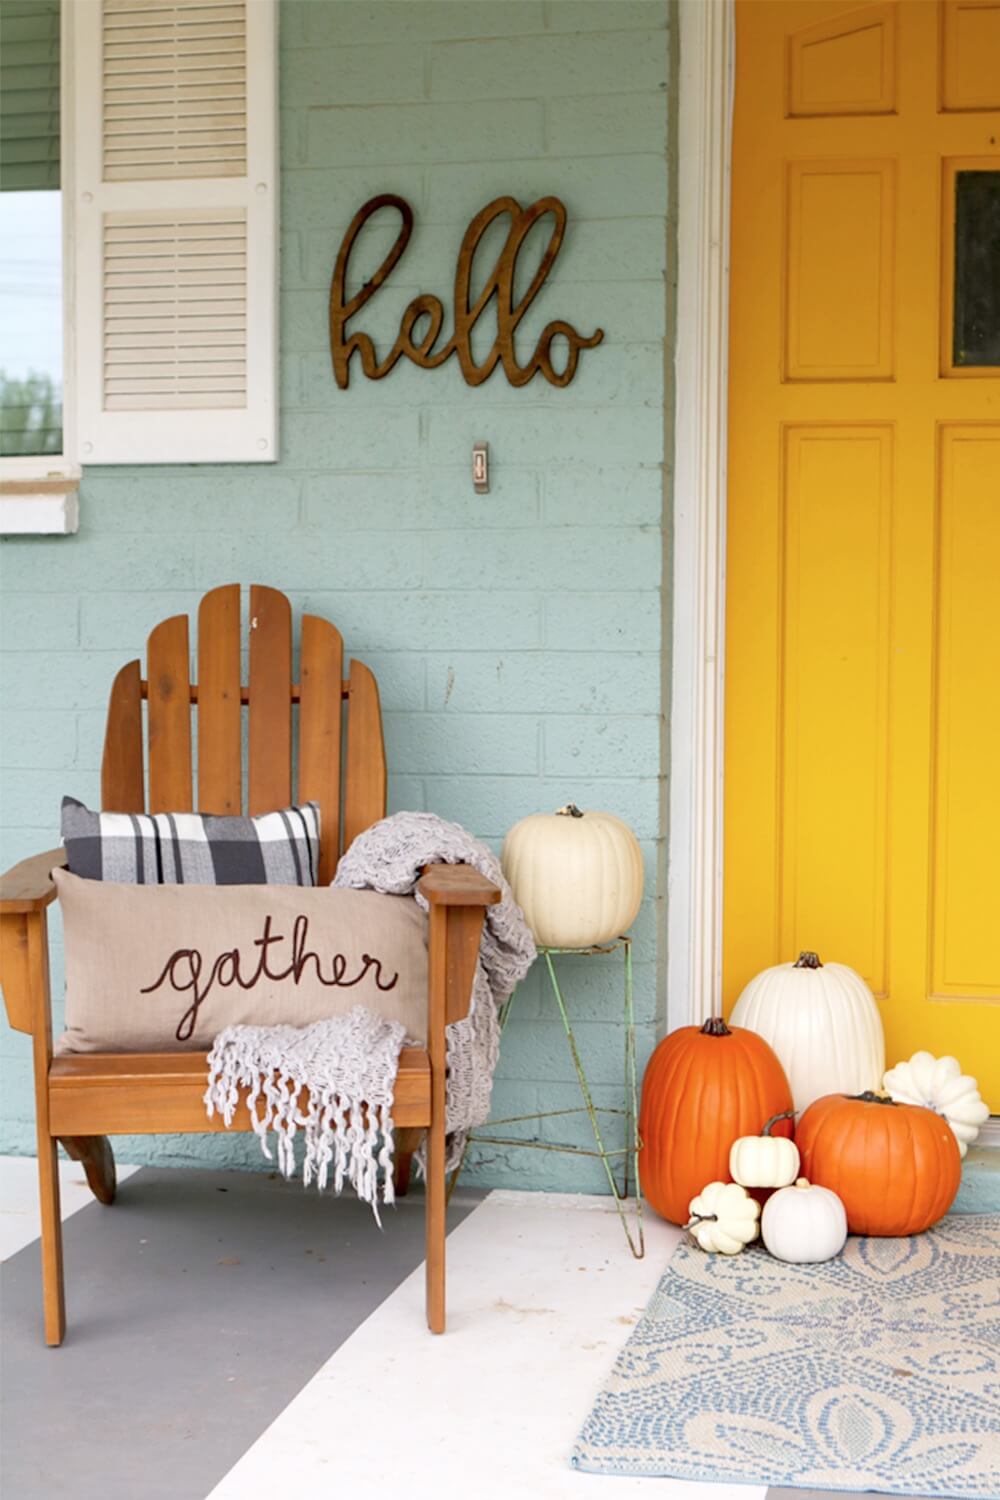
top-left (0, 584), bottom-right (499, 1345)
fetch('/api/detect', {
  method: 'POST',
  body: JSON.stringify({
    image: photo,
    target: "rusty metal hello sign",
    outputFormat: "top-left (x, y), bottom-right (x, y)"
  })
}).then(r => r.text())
top-left (328, 194), bottom-right (604, 390)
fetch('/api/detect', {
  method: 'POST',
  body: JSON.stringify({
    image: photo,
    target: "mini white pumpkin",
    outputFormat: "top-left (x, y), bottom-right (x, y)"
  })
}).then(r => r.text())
top-left (883, 1051), bottom-right (989, 1158)
top-left (730, 951), bottom-right (884, 1115)
top-left (686, 1181), bottom-right (761, 1255)
top-left (761, 1177), bottom-right (848, 1264)
top-left (729, 1110), bottom-right (800, 1189)
top-left (501, 804), bottom-right (643, 949)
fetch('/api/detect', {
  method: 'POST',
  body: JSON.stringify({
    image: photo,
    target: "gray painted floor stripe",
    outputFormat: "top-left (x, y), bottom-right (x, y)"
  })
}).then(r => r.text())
top-left (1, 1166), bottom-right (484, 1500)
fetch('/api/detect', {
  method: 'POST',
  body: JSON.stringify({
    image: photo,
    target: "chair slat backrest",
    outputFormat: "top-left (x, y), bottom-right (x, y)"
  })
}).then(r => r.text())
top-left (99, 584), bottom-right (386, 878)
top-left (197, 583), bottom-right (241, 815)
top-left (344, 658), bottom-right (387, 852)
top-left (147, 614), bottom-right (193, 812)
top-left (101, 660), bottom-right (144, 813)
top-left (298, 611), bottom-right (344, 884)
top-left (247, 584), bottom-right (292, 815)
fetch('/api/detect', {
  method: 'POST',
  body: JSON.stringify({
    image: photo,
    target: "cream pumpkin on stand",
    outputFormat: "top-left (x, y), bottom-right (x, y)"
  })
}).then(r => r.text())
top-left (501, 804), bottom-right (643, 949)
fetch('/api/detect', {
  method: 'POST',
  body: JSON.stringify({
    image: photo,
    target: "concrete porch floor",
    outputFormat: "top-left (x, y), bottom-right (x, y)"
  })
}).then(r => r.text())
top-left (0, 1157), bottom-right (954, 1500)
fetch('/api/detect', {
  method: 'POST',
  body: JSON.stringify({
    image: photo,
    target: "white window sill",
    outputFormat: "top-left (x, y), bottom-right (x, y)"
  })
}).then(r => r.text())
top-left (0, 471), bottom-right (80, 535)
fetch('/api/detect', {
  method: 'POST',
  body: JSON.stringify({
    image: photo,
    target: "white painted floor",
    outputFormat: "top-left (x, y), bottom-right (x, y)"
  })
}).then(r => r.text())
top-left (1, 1158), bottom-right (916, 1499)
top-left (206, 1189), bottom-right (765, 1500)
top-left (4, 1155), bottom-right (765, 1498)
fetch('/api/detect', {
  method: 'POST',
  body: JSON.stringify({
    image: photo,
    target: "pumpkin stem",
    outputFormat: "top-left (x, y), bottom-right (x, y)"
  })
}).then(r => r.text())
top-left (794, 951), bottom-right (823, 969)
top-left (761, 1109), bottom-right (795, 1136)
top-left (684, 1214), bottom-right (717, 1228)
top-left (556, 803), bottom-right (584, 818)
top-left (850, 1090), bottom-right (897, 1105)
top-left (700, 1017), bottom-right (732, 1037)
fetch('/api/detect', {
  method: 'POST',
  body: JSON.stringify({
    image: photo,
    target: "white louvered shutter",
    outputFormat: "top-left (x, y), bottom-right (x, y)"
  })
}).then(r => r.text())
top-left (69, 0), bottom-right (277, 464)
top-left (0, 0), bottom-right (61, 192)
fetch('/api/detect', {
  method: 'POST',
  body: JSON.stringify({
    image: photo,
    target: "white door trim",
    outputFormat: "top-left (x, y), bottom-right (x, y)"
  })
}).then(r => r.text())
top-left (667, 0), bottom-right (735, 1032)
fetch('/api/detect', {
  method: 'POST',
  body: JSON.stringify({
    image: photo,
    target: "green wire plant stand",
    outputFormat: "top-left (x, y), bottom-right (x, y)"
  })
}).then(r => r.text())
top-left (452, 936), bottom-right (645, 1258)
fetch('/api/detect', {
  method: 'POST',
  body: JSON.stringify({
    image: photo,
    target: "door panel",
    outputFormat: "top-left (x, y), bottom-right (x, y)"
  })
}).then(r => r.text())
top-left (941, 0), bottom-right (1000, 111)
top-left (778, 426), bottom-right (892, 993)
top-left (785, 161), bottom-right (896, 379)
top-left (930, 427), bottom-right (1000, 999)
top-left (787, 3), bottom-right (897, 117)
top-left (725, 0), bottom-right (1000, 1105)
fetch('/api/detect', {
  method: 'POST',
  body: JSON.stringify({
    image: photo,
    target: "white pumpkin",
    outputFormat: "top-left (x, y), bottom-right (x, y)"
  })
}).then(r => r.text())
top-left (686, 1181), bottom-right (761, 1255)
top-left (761, 1177), bottom-right (847, 1264)
top-left (729, 1110), bottom-right (800, 1189)
top-left (730, 951), bottom-right (884, 1115)
top-left (883, 1051), bottom-right (989, 1158)
top-left (501, 804), bottom-right (643, 949)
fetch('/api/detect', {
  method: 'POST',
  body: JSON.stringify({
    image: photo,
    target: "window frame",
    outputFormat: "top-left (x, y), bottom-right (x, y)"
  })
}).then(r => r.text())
top-left (2, 0), bottom-right (278, 501)
top-left (71, 0), bottom-right (278, 467)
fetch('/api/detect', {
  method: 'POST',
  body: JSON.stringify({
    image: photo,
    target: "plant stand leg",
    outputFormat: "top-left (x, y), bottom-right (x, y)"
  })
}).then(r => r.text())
top-left (448, 944), bottom-right (644, 1257)
top-left (542, 945), bottom-right (644, 1258)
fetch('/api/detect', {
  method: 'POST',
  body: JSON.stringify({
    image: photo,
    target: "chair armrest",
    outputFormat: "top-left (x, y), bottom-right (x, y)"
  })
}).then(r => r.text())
top-left (0, 848), bottom-right (66, 914)
top-left (417, 863), bottom-right (500, 908)
top-left (1, 849), bottom-right (63, 1033)
top-left (419, 865), bottom-right (499, 1030)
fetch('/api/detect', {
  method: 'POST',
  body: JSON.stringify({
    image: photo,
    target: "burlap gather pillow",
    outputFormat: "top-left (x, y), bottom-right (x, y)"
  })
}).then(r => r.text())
top-left (54, 868), bottom-right (428, 1054)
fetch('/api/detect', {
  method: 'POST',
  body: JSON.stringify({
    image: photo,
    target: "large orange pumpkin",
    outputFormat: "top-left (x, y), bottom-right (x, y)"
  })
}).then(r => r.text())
top-left (639, 1018), bottom-right (793, 1225)
top-left (796, 1091), bottom-right (961, 1235)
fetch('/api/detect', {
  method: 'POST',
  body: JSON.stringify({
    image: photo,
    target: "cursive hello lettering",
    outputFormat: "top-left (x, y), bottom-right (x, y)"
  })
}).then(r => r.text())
top-left (329, 193), bottom-right (603, 390)
top-left (140, 914), bottom-right (399, 1042)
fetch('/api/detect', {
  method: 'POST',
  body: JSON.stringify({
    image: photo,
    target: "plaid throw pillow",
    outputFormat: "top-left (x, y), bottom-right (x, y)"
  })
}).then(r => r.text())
top-left (61, 797), bottom-right (321, 886)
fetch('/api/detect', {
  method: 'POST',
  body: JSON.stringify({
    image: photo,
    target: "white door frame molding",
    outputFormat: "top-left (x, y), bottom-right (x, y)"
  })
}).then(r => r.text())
top-left (667, 0), bottom-right (735, 1032)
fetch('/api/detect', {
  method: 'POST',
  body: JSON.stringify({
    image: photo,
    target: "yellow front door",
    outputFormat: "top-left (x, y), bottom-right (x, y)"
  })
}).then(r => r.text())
top-left (724, 0), bottom-right (1000, 1106)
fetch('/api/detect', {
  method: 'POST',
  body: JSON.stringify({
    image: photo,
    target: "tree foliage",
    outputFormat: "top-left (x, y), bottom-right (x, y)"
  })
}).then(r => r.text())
top-left (0, 370), bottom-right (63, 456)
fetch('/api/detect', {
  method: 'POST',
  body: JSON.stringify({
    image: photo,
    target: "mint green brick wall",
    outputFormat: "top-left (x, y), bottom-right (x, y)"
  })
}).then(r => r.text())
top-left (0, 0), bottom-right (673, 1194)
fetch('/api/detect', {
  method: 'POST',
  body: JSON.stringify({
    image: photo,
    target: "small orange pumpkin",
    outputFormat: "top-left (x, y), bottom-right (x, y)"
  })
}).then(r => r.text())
top-left (795, 1091), bottom-right (961, 1236)
top-left (639, 1018), bottom-right (794, 1225)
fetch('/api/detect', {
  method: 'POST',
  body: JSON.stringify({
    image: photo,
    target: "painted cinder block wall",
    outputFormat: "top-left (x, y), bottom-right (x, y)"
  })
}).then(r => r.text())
top-left (0, 0), bottom-right (674, 1191)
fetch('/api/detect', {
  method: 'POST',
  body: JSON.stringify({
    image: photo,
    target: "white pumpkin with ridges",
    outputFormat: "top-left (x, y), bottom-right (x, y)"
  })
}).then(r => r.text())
top-left (501, 804), bottom-right (643, 949)
top-left (729, 1110), bottom-right (800, 1189)
top-left (883, 1051), bottom-right (989, 1158)
top-left (686, 1181), bottom-right (761, 1255)
top-left (730, 951), bottom-right (884, 1115)
top-left (761, 1177), bottom-right (848, 1263)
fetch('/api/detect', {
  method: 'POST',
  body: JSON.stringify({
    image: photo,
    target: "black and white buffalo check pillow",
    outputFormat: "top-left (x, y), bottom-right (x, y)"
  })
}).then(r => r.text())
top-left (61, 797), bottom-right (321, 886)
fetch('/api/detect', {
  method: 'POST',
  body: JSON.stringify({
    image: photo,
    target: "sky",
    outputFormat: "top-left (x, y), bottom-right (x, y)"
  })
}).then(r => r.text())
top-left (0, 190), bottom-right (63, 388)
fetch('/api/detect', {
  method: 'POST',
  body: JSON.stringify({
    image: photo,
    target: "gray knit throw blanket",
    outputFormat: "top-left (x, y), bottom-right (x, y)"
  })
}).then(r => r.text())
top-left (204, 812), bottom-right (536, 1216)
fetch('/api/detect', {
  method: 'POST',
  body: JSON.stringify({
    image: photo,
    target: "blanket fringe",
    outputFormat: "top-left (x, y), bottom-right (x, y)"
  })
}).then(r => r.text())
top-left (202, 812), bottom-right (537, 1213)
top-left (204, 1008), bottom-right (403, 1223)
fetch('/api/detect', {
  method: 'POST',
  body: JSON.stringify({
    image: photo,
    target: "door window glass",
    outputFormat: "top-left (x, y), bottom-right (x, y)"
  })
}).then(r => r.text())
top-left (953, 170), bottom-right (1000, 369)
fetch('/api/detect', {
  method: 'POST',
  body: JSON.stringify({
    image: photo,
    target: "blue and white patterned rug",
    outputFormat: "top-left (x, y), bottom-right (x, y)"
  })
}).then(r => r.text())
top-left (573, 1214), bottom-right (1000, 1495)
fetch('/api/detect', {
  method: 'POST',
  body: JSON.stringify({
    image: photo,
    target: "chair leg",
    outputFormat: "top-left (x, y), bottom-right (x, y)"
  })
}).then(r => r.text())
top-left (60, 1135), bottom-right (117, 1205)
top-left (425, 1113), bottom-right (446, 1334)
top-left (392, 1127), bottom-right (422, 1199)
top-left (36, 1136), bottom-right (66, 1346)
top-left (393, 1152), bottom-right (413, 1198)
